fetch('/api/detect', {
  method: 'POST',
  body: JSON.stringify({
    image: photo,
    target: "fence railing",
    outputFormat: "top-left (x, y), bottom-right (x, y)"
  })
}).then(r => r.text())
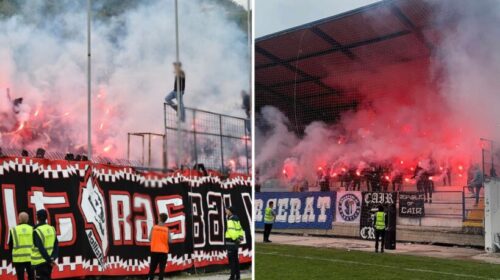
top-left (164, 104), bottom-right (251, 174)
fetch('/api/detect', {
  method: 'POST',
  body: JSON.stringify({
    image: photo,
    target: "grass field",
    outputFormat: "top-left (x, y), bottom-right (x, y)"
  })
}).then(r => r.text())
top-left (256, 243), bottom-right (500, 280)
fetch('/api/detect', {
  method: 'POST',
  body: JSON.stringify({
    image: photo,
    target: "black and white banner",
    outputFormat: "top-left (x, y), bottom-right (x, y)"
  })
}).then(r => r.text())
top-left (398, 192), bottom-right (425, 217)
top-left (0, 157), bottom-right (252, 279)
top-left (255, 192), bottom-right (336, 229)
top-left (359, 192), bottom-right (397, 249)
top-left (335, 191), bottom-right (362, 223)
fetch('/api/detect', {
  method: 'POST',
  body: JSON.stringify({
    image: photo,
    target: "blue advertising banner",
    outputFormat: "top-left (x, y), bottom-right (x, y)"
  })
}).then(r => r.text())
top-left (255, 192), bottom-right (336, 229)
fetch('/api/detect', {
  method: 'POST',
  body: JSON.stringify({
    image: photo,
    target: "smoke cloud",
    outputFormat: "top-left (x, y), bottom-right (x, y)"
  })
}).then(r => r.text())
top-left (0, 0), bottom-right (249, 165)
top-left (256, 1), bottom-right (500, 187)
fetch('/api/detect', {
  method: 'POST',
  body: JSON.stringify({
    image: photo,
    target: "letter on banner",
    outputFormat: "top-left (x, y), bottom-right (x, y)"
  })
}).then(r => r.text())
top-left (254, 199), bottom-right (263, 222)
top-left (109, 192), bottom-right (133, 245)
top-left (2, 185), bottom-right (17, 248)
top-left (276, 198), bottom-right (289, 222)
top-left (189, 193), bottom-right (206, 248)
top-left (317, 196), bottom-right (331, 223)
top-left (28, 187), bottom-right (75, 245)
top-left (156, 195), bottom-right (186, 243)
top-left (288, 198), bottom-right (301, 223)
top-left (301, 196), bottom-right (315, 223)
top-left (133, 194), bottom-right (154, 245)
top-left (207, 192), bottom-right (224, 246)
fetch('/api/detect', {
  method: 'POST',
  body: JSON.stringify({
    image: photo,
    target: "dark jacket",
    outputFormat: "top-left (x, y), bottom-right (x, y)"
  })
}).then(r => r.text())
top-left (33, 222), bottom-right (59, 266)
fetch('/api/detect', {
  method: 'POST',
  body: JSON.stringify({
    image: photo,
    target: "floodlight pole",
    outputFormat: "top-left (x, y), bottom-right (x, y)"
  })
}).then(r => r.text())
top-left (87, 0), bottom-right (92, 160)
top-left (247, 0), bottom-right (252, 96)
top-left (175, 0), bottom-right (182, 168)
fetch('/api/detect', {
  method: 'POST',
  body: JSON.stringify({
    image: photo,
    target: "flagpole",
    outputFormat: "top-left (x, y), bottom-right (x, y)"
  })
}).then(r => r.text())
top-left (175, 0), bottom-right (182, 168)
top-left (87, 0), bottom-right (92, 160)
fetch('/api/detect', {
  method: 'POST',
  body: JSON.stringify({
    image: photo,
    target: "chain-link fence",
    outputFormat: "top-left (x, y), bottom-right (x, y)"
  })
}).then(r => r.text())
top-left (164, 105), bottom-right (251, 174)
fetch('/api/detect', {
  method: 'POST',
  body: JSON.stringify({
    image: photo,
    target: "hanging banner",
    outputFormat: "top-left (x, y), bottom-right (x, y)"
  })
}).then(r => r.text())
top-left (255, 192), bottom-right (336, 229)
top-left (398, 192), bottom-right (425, 217)
top-left (359, 192), bottom-right (397, 249)
top-left (335, 191), bottom-right (362, 223)
top-left (0, 157), bottom-right (252, 279)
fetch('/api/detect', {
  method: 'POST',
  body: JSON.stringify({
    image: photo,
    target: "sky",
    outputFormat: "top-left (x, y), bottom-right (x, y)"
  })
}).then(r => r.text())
top-left (255, 0), bottom-right (380, 37)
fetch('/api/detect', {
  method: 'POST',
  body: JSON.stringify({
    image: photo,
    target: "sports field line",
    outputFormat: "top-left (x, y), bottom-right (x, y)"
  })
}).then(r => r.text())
top-left (257, 251), bottom-right (499, 280)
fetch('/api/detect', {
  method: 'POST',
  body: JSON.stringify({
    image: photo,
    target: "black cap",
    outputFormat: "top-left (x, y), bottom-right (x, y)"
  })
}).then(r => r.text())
top-left (225, 206), bottom-right (234, 212)
top-left (37, 209), bottom-right (47, 220)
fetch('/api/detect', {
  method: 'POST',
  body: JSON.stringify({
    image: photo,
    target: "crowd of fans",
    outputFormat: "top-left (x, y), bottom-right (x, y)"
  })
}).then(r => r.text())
top-left (286, 159), bottom-right (489, 206)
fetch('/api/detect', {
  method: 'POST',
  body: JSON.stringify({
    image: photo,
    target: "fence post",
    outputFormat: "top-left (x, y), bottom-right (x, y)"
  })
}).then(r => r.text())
top-left (193, 110), bottom-right (198, 167)
top-left (219, 115), bottom-right (224, 173)
top-left (462, 186), bottom-right (466, 222)
top-left (164, 103), bottom-right (169, 169)
top-left (244, 119), bottom-right (250, 174)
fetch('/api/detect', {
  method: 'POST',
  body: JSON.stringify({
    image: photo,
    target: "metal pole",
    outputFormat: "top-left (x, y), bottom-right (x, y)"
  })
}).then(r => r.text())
top-left (87, 0), bottom-right (92, 160)
top-left (193, 110), bottom-right (198, 166)
top-left (148, 134), bottom-right (152, 168)
top-left (163, 135), bottom-right (167, 170)
top-left (164, 103), bottom-right (169, 169)
top-left (244, 121), bottom-right (250, 174)
top-left (127, 133), bottom-right (130, 161)
top-left (219, 115), bottom-right (224, 173)
top-left (247, 0), bottom-right (251, 96)
top-left (142, 135), bottom-right (145, 166)
top-left (175, 0), bottom-right (182, 168)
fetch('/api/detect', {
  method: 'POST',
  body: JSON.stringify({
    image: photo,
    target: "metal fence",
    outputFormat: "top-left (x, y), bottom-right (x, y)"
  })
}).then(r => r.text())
top-left (164, 104), bottom-right (251, 174)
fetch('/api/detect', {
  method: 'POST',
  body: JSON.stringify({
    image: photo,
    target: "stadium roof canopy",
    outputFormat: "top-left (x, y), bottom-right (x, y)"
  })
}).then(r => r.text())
top-left (255, 0), bottom-right (465, 132)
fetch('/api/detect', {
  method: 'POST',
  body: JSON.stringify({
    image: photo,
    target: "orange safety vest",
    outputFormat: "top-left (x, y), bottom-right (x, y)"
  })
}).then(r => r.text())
top-left (150, 225), bottom-right (169, 253)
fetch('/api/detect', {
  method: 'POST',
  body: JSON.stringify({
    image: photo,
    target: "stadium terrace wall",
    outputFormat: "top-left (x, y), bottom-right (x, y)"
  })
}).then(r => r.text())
top-left (0, 156), bottom-right (252, 279)
top-left (255, 191), bottom-right (483, 247)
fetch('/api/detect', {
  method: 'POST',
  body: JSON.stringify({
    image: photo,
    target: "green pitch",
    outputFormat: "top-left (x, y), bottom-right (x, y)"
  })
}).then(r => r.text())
top-left (256, 243), bottom-right (500, 280)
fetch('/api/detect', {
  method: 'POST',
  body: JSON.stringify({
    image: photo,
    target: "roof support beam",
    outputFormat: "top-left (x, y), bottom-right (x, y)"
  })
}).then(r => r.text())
top-left (310, 27), bottom-right (357, 60)
top-left (256, 46), bottom-right (341, 96)
top-left (390, 4), bottom-right (434, 52)
top-left (256, 30), bottom-right (412, 70)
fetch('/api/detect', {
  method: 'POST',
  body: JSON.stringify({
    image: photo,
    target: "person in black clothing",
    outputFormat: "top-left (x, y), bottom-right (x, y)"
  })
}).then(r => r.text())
top-left (33, 209), bottom-right (59, 280)
top-left (165, 62), bottom-right (186, 120)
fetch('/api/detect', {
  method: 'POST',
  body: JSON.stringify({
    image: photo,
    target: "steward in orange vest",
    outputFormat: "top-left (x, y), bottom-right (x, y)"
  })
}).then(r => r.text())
top-left (148, 213), bottom-right (172, 280)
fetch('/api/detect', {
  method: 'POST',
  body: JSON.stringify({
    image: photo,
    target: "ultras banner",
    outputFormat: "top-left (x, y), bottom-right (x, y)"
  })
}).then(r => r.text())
top-left (335, 191), bottom-right (362, 223)
top-left (0, 157), bottom-right (252, 279)
top-left (254, 192), bottom-right (336, 229)
top-left (359, 192), bottom-right (397, 250)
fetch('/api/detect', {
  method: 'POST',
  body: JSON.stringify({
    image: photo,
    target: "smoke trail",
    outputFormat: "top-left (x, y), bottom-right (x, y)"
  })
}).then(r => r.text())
top-left (256, 1), bottom-right (500, 187)
top-left (0, 0), bottom-right (249, 164)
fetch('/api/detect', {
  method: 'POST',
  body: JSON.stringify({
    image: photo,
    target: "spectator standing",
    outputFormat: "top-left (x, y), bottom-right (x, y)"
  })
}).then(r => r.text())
top-left (32, 209), bottom-right (58, 280)
top-left (148, 213), bottom-right (172, 280)
top-left (9, 212), bottom-right (34, 280)
top-left (263, 201), bottom-right (276, 243)
top-left (372, 205), bottom-right (388, 253)
top-left (225, 206), bottom-right (245, 280)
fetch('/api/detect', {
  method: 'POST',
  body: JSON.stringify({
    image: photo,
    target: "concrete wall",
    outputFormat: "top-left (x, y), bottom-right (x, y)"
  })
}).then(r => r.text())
top-left (484, 178), bottom-right (500, 252)
top-left (258, 223), bottom-right (483, 247)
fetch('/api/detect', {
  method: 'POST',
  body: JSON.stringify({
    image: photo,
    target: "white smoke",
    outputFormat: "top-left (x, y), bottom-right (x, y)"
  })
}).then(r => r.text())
top-left (0, 0), bottom-right (249, 164)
